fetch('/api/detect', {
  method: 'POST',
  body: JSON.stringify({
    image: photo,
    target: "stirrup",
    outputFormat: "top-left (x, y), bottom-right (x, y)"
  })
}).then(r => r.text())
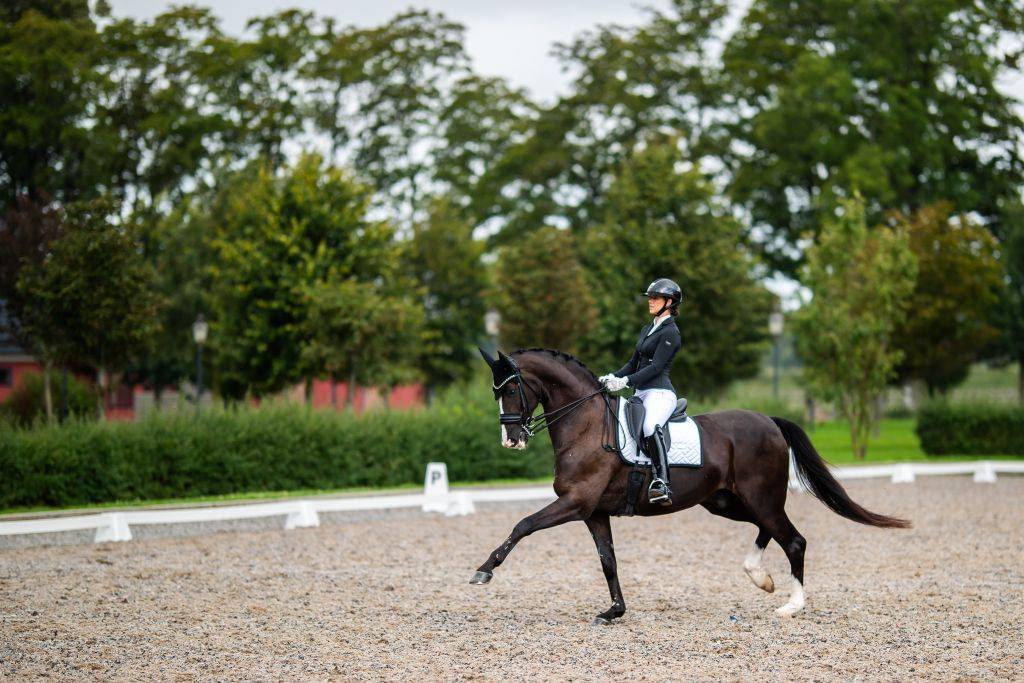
top-left (648, 478), bottom-right (672, 506)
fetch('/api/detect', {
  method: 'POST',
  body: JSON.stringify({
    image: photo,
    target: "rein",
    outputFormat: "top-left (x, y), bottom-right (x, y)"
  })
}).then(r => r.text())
top-left (493, 357), bottom-right (620, 450)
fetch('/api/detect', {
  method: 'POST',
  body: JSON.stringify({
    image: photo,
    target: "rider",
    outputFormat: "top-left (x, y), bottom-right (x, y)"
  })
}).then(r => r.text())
top-left (598, 278), bottom-right (682, 506)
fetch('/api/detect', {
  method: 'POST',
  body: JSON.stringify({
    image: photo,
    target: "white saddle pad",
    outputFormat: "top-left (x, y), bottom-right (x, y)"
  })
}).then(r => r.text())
top-left (615, 398), bottom-right (702, 468)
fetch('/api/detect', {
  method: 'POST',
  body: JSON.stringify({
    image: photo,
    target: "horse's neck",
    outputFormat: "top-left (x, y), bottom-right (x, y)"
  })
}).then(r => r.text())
top-left (524, 359), bottom-right (602, 449)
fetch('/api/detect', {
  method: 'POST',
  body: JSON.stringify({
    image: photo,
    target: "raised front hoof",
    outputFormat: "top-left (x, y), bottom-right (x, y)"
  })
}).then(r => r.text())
top-left (744, 568), bottom-right (775, 593)
top-left (469, 570), bottom-right (493, 585)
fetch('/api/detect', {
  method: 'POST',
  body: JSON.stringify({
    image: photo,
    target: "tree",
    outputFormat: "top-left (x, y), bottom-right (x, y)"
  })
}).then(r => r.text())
top-left (991, 200), bottom-right (1024, 403)
top-left (0, 1), bottom-right (106, 208)
top-left (0, 195), bottom-right (64, 418)
top-left (121, 202), bottom-right (212, 406)
top-left (205, 154), bottom-right (418, 401)
top-left (888, 202), bottom-right (1003, 395)
top-left (404, 199), bottom-right (488, 395)
top-left (792, 195), bottom-right (917, 459)
top-left (578, 140), bottom-right (772, 398)
top-left (491, 226), bottom-right (594, 354)
top-left (721, 0), bottom-right (1024, 275)
top-left (483, 0), bottom-right (730, 242)
top-left (15, 199), bottom-right (161, 419)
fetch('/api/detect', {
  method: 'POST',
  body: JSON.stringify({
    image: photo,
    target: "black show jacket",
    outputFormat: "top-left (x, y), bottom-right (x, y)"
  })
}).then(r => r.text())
top-left (613, 316), bottom-right (681, 392)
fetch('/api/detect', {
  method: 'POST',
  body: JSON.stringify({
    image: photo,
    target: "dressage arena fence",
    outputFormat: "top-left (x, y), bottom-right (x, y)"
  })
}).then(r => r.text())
top-left (1, 460), bottom-right (1021, 544)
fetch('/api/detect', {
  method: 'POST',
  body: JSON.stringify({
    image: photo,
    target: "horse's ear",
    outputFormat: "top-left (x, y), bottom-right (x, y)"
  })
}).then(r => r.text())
top-left (478, 346), bottom-right (496, 367)
top-left (497, 349), bottom-right (509, 363)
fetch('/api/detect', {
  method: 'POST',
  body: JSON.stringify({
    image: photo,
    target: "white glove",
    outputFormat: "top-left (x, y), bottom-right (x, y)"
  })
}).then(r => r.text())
top-left (601, 375), bottom-right (628, 391)
top-left (598, 373), bottom-right (615, 384)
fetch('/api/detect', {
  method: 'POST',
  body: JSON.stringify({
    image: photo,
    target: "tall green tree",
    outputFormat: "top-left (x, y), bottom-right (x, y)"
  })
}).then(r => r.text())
top-left (15, 199), bottom-right (161, 419)
top-left (205, 154), bottom-right (417, 401)
top-left (721, 0), bottom-right (1024, 275)
top-left (491, 226), bottom-right (594, 355)
top-left (485, 0), bottom-right (730, 241)
top-left (889, 202), bottom-right (1003, 395)
top-left (992, 200), bottom-right (1024, 402)
top-left (405, 199), bottom-right (488, 394)
top-left (578, 140), bottom-right (772, 398)
top-left (0, 0), bottom-right (105, 207)
top-left (792, 195), bottom-right (917, 459)
top-left (0, 195), bottom-right (64, 418)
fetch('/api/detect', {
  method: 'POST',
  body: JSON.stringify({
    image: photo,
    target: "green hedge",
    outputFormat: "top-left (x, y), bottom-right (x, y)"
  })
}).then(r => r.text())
top-left (0, 399), bottom-right (552, 509)
top-left (916, 403), bottom-right (1024, 456)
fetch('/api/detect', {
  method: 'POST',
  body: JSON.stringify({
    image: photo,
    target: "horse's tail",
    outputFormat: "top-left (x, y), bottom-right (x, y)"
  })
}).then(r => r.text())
top-left (771, 416), bottom-right (911, 529)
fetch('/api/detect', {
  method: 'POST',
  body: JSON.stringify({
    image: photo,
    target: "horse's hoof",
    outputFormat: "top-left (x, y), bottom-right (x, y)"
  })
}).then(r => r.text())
top-left (469, 570), bottom-right (493, 585)
top-left (592, 616), bottom-right (612, 626)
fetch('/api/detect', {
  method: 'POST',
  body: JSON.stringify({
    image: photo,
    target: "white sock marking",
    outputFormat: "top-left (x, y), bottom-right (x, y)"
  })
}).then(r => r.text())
top-left (775, 578), bottom-right (805, 616)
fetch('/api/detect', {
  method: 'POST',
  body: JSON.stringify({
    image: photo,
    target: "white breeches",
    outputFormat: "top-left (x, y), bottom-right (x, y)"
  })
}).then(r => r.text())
top-left (635, 388), bottom-right (676, 437)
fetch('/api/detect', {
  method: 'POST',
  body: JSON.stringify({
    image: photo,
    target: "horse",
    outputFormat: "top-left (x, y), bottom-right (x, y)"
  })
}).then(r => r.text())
top-left (470, 347), bottom-right (910, 623)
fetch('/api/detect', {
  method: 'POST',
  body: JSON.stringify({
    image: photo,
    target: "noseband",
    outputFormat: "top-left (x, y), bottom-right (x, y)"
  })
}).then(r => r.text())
top-left (492, 356), bottom-right (541, 438)
top-left (492, 355), bottom-right (608, 440)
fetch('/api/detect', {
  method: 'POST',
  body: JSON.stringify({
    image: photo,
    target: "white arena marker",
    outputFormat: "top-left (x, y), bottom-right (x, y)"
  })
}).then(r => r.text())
top-left (94, 513), bottom-right (132, 543)
top-left (422, 462), bottom-right (450, 513)
top-left (891, 463), bottom-right (915, 484)
top-left (972, 461), bottom-right (997, 484)
top-left (284, 501), bottom-right (320, 529)
top-left (445, 491), bottom-right (475, 517)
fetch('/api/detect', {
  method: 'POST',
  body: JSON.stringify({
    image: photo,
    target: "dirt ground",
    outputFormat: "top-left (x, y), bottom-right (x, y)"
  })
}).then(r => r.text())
top-left (1, 477), bottom-right (1022, 681)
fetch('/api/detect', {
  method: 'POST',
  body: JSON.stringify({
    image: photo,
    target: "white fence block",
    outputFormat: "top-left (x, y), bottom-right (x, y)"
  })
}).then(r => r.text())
top-left (891, 464), bottom-right (916, 483)
top-left (284, 501), bottom-right (320, 529)
top-left (422, 462), bottom-right (450, 513)
top-left (445, 492), bottom-right (475, 517)
top-left (94, 513), bottom-right (132, 543)
top-left (972, 461), bottom-right (997, 484)
top-left (2, 460), bottom-right (1020, 544)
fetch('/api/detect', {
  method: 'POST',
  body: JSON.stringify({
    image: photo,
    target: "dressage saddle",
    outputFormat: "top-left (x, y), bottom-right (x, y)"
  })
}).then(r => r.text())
top-left (623, 396), bottom-right (688, 450)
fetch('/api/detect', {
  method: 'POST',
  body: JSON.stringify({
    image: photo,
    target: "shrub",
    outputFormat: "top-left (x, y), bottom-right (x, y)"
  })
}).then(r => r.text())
top-left (0, 372), bottom-right (97, 427)
top-left (916, 403), bottom-right (1024, 456)
top-left (0, 397), bottom-right (553, 509)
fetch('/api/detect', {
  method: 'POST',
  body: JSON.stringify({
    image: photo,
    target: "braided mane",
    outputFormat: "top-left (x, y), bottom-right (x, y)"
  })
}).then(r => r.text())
top-left (511, 348), bottom-right (602, 389)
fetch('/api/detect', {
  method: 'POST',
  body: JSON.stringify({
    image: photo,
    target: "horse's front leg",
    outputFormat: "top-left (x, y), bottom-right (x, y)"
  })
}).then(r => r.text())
top-left (470, 495), bottom-right (583, 584)
top-left (585, 511), bottom-right (625, 624)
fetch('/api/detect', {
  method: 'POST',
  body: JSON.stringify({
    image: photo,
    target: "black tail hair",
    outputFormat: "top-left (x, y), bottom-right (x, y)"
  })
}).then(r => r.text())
top-left (772, 416), bottom-right (911, 529)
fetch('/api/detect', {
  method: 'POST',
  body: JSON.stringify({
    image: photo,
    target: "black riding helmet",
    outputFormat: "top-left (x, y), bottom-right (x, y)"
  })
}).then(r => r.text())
top-left (643, 278), bottom-right (682, 303)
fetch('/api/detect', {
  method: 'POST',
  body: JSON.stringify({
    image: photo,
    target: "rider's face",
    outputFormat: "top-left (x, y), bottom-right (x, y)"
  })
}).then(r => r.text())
top-left (648, 295), bottom-right (669, 316)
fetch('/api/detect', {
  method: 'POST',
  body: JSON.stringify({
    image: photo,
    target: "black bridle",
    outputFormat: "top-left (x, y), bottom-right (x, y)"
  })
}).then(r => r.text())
top-left (492, 355), bottom-right (611, 441)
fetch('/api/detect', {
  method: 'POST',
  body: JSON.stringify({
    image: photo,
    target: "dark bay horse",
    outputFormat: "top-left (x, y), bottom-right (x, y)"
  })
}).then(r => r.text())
top-left (471, 348), bottom-right (910, 622)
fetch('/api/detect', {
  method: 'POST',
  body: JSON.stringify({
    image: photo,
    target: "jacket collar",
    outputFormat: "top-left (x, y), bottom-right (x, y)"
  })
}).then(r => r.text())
top-left (645, 315), bottom-right (676, 335)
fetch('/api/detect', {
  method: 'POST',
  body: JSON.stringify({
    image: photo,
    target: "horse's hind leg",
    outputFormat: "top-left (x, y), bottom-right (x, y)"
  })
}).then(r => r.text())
top-left (585, 512), bottom-right (625, 625)
top-left (701, 491), bottom-right (775, 593)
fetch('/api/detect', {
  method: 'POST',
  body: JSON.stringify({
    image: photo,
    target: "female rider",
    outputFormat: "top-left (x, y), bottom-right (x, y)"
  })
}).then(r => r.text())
top-left (598, 278), bottom-right (682, 506)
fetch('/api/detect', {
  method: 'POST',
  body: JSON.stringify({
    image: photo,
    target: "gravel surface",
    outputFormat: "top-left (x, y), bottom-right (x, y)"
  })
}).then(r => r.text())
top-left (1, 477), bottom-right (1022, 681)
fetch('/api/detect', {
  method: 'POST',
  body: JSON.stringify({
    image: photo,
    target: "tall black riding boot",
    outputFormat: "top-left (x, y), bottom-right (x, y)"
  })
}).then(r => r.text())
top-left (645, 427), bottom-right (673, 506)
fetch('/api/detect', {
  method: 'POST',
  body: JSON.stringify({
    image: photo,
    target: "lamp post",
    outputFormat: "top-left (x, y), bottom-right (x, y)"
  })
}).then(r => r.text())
top-left (769, 311), bottom-right (784, 401)
top-left (192, 314), bottom-right (208, 414)
top-left (484, 310), bottom-right (501, 353)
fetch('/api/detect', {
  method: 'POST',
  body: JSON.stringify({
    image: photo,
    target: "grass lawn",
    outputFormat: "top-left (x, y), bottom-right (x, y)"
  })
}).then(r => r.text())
top-left (2, 418), bottom-right (1019, 517)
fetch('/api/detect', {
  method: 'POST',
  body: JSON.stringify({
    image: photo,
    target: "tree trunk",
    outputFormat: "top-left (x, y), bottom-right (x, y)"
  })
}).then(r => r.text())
top-left (59, 368), bottom-right (68, 424)
top-left (1019, 353), bottom-right (1023, 405)
top-left (346, 364), bottom-right (356, 410)
top-left (330, 378), bottom-right (337, 408)
top-left (154, 385), bottom-right (163, 412)
top-left (304, 377), bottom-right (313, 407)
top-left (42, 360), bottom-right (53, 423)
top-left (96, 367), bottom-right (107, 421)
